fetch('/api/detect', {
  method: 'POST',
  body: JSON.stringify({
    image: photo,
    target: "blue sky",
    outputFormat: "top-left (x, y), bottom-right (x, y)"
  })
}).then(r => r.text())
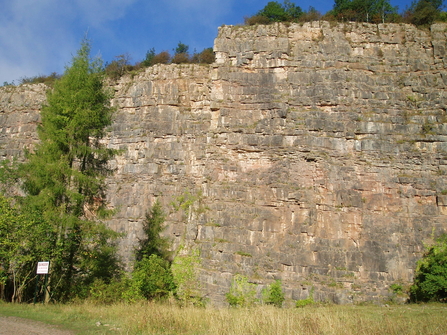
top-left (0, 0), bottom-right (422, 85)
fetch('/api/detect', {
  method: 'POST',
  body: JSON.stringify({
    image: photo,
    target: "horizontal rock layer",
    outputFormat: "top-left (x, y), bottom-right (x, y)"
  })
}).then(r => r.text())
top-left (1, 21), bottom-right (447, 305)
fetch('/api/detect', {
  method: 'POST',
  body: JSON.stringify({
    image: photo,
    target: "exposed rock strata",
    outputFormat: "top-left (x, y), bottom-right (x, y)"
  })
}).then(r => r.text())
top-left (1, 21), bottom-right (447, 305)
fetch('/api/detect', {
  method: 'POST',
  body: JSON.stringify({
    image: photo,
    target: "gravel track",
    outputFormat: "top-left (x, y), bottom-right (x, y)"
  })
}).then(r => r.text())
top-left (0, 316), bottom-right (75, 335)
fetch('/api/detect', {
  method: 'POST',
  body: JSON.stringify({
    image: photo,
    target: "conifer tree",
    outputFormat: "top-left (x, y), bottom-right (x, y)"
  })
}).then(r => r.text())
top-left (14, 39), bottom-right (120, 301)
top-left (136, 201), bottom-right (171, 262)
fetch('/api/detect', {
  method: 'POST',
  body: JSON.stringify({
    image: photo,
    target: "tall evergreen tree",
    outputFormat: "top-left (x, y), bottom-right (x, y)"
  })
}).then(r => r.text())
top-left (13, 39), bottom-right (120, 301)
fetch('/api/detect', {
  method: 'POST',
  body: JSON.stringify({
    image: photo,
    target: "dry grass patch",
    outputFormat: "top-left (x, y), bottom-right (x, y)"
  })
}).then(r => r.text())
top-left (1, 301), bottom-right (446, 334)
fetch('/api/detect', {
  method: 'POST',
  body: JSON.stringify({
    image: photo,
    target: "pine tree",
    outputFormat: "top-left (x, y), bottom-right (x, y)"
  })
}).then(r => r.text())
top-left (136, 201), bottom-right (171, 262)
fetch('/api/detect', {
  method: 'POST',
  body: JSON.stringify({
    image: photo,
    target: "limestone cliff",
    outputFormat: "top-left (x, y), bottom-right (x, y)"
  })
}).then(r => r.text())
top-left (1, 21), bottom-right (447, 305)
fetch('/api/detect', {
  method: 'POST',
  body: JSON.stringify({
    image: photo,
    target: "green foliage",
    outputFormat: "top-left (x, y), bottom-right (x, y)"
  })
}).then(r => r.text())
top-left (244, 15), bottom-right (272, 25)
top-left (19, 72), bottom-right (61, 86)
top-left (411, 234), bottom-right (447, 302)
top-left (225, 274), bottom-right (258, 307)
top-left (390, 283), bottom-right (404, 294)
top-left (105, 54), bottom-right (132, 80)
top-left (257, 1), bottom-right (303, 22)
top-left (150, 51), bottom-right (171, 65)
top-left (2, 81), bottom-right (15, 87)
top-left (0, 39), bottom-right (121, 302)
top-left (406, 0), bottom-right (443, 26)
top-left (332, 0), bottom-right (397, 23)
top-left (0, 195), bottom-right (56, 302)
top-left (262, 280), bottom-right (285, 307)
top-left (172, 52), bottom-right (190, 64)
top-left (142, 48), bottom-right (156, 67)
top-left (235, 251), bottom-right (252, 257)
top-left (87, 277), bottom-right (131, 304)
top-left (190, 48), bottom-right (215, 64)
top-left (171, 247), bottom-right (205, 306)
top-left (175, 42), bottom-right (189, 55)
top-left (295, 287), bottom-right (314, 307)
top-left (246, 2), bottom-right (324, 25)
top-left (128, 202), bottom-right (177, 302)
top-left (136, 201), bottom-right (171, 262)
top-left (129, 254), bottom-right (176, 301)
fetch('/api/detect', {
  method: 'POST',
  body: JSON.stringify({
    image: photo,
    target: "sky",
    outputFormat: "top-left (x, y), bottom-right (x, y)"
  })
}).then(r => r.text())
top-left (0, 0), bottom-right (422, 85)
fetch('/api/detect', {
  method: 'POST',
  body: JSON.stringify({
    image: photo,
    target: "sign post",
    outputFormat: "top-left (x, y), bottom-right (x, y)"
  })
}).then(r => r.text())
top-left (34, 261), bottom-right (50, 304)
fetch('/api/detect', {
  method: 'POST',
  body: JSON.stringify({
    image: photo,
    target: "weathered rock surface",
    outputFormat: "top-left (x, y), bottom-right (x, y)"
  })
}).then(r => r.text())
top-left (1, 21), bottom-right (447, 305)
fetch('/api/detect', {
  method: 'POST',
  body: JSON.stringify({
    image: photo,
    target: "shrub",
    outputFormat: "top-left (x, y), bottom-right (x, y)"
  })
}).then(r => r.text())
top-left (88, 277), bottom-right (130, 304)
top-left (191, 48), bottom-right (215, 64)
top-left (262, 280), bottom-right (285, 307)
top-left (142, 48), bottom-right (156, 67)
top-left (130, 254), bottom-right (176, 301)
top-left (172, 247), bottom-right (206, 306)
top-left (404, 0), bottom-right (443, 26)
top-left (172, 52), bottom-right (190, 64)
top-left (105, 54), bottom-right (132, 80)
top-left (411, 234), bottom-right (447, 302)
top-left (19, 72), bottom-right (60, 86)
top-left (390, 283), bottom-right (404, 294)
top-left (244, 15), bottom-right (271, 25)
top-left (295, 287), bottom-right (314, 307)
top-left (151, 51), bottom-right (171, 65)
top-left (225, 274), bottom-right (258, 307)
top-left (298, 6), bottom-right (321, 22)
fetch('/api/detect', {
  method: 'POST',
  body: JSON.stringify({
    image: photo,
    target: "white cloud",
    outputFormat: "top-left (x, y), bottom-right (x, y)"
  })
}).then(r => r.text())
top-left (0, 0), bottom-right (138, 84)
top-left (0, 1), bottom-right (76, 83)
top-left (0, 0), bottom-right (260, 84)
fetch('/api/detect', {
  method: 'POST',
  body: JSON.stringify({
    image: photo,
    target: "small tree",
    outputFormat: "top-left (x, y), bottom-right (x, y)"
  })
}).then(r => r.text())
top-left (226, 274), bottom-right (258, 307)
top-left (406, 0), bottom-right (443, 26)
top-left (262, 280), bottom-right (285, 307)
top-left (0, 195), bottom-right (55, 302)
top-left (191, 48), bottom-right (215, 64)
top-left (172, 42), bottom-right (190, 64)
top-left (136, 201), bottom-right (171, 262)
top-left (411, 234), bottom-right (447, 302)
top-left (105, 54), bottom-right (132, 80)
top-left (142, 48), bottom-right (156, 67)
top-left (175, 42), bottom-right (189, 55)
top-left (172, 247), bottom-right (204, 306)
top-left (130, 202), bottom-right (176, 301)
top-left (257, 1), bottom-right (303, 22)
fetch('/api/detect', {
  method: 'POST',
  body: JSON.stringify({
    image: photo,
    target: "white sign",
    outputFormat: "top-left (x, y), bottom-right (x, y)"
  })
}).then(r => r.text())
top-left (36, 261), bottom-right (50, 274)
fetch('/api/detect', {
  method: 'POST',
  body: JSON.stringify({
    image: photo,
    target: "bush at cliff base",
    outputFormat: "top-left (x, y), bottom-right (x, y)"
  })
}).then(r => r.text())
top-left (411, 234), bottom-right (447, 302)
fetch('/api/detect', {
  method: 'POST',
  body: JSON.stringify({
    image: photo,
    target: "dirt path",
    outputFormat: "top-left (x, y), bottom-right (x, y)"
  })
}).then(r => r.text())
top-left (0, 316), bottom-right (75, 335)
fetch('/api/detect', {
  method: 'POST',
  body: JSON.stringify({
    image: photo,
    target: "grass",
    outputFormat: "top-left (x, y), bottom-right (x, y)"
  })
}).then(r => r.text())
top-left (0, 301), bottom-right (447, 334)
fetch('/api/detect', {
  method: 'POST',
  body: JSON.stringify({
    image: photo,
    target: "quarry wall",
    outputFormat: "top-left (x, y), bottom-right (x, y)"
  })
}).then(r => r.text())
top-left (1, 21), bottom-right (447, 305)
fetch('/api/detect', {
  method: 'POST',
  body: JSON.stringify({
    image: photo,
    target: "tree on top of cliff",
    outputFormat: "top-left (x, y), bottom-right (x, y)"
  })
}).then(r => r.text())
top-left (405, 0), bottom-right (444, 25)
top-left (332, 0), bottom-right (397, 23)
top-left (2, 39), bottom-right (121, 302)
top-left (257, 1), bottom-right (303, 22)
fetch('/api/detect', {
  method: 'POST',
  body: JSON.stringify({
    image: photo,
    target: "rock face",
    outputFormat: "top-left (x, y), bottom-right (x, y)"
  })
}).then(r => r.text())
top-left (1, 21), bottom-right (447, 305)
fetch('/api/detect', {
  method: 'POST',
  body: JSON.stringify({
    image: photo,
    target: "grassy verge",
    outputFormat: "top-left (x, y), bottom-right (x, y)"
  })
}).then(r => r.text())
top-left (0, 301), bottom-right (446, 335)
